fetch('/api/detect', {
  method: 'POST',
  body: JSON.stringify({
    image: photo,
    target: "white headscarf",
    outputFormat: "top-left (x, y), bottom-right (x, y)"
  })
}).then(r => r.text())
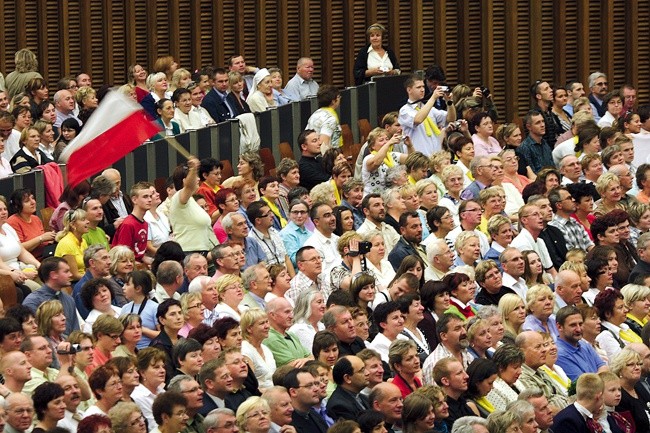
top-left (252, 68), bottom-right (270, 91)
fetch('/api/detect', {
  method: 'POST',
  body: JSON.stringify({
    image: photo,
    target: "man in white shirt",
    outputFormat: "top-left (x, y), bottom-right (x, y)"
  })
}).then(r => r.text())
top-left (445, 200), bottom-right (490, 257)
top-left (510, 204), bottom-right (556, 278)
top-left (56, 375), bottom-right (84, 432)
top-left (153, 260), bottom-right (183, 303)
top-left (425, 238), bottom-right (454, 281)
top-left (304, 202), bottom-right (341, 274)
top-left (500, 247), bottom-right (529, 301)
top-left (357, 194), bottom-right (400, 253)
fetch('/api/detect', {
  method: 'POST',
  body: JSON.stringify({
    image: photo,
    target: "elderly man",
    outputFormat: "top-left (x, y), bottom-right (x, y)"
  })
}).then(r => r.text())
top-left (264, 297), bottom-right (312, 367)
top-left (460, 156), bottom-right (495, 200)
top-left (422, 314), bottom-right (473, 384)
top-left (553, 270), bottom-right (583, 313)
top-left (369, 382), bottom-right (404, 433)
top-left (210, 244), bottom-right (241, 281)
top-left (100, 168), bottom-right (133, 236)
top-left (262, 386), bottom-right (296, 433)
top-left (450, 417), bottom-right (489, 433)
top-left (548, 187), bottom-right (594, 252)
top-left (514, 331), bottom-right (568, 412)
top-left (223, 212), bottom-right (266, 271)
top-left (240, 263), bottom-right (272, 310)
top-left (559, 154), bottom-right (583, 184)
top-left (153, 260), bottom-right (184, 303)
top-left (425, 238), bottom-right (454, 281)
top-left (518, 388), bottom-right (554, 433)
top-left (188, 276), bottom-right (220, 327)
top-left (630, 232), bottom-right (650, 283)
top-left (4, 393), bottom-right (34, 433)
top-left (179, 253), bottom-right (209, 293)
top-left (54, 89), bottom-right (80, 128)
top-left (73, 245), bottom-right (122, 319)
top-left (588, 71), bottom-right (609, 122)
top-left (168, 374), bottom-right (205, 433)
top-left (56, 374), bottom-right (84, 432)
top-left (500, 247), bottom-right (529, 300)
top-left (202, 408), bottom-right (238, 433)
top-left (327, 356), bottom-right (370, 421)
top-left (323, 305), bottom-right (365, 356)
top-left (285, 246), bottom-right (323, 306)
top-left (510, 204), bottom-right (556, 277)
top-left (284, 57), bottom-right (319, 101)
top-left (304, 202), bottom-right (341, 274)
top-left (555, 306), bottom-right (607, 381)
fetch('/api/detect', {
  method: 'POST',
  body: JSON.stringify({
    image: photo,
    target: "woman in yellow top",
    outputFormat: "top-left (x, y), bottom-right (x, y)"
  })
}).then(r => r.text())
top-left (54, 208), bottom-right (89, 281)
top-left (621, 283), bottom-right (650, 338)
top-left (330, 162), bottom-right (352, 205)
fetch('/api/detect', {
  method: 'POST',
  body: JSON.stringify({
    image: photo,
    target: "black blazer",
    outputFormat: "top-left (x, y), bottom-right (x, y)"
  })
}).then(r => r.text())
top-left (326, 386), bottom-right (368, 421)
top-left (226, 92), bottom-right (251, 116)
top-left (202, 90), bottom-right (233, 124)
top-left (198, 394), bottom-right (221, 416)
top-left (552, 405), bottom-right (590, 433)
top-left (291, 409), bottom-right (328, 433)
top-left (353, 44), bottom-right (400, 85)
top-left (101, 193), bottom-right (133, 239)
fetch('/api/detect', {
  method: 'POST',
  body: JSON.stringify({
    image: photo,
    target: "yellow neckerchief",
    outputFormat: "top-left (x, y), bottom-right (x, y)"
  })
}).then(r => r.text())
top-left (322, 106), bottom-right (339, 123)
top-left (203, 181), bottom-right (221, 193)
top-left (466, 170), bottom-right (475, 181)
top-left (540, 365), bottom-right (569, 390)
top-left (619, 327), bottom-right (643, 343)
top-left (475, 396), bottom-right (495, 413)
top-left (573, 135), bottom-right (579, 144)
top-left (415, 104), bottom-right (440, 136)
top-left (371, 148), bottom-right (396, 167)
top-left (331, 179), bottom-right (342, 205)
top-left (262, 197), bottom-right (287, 228)
top-left (627, 313), bottom-right (647, 328)
top-left (408, 175), bottom-right (417, 185)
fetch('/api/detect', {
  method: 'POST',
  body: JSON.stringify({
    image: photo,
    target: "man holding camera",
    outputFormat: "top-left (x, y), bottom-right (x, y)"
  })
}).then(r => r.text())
top-left (398, 74), bottom-right (455, 156)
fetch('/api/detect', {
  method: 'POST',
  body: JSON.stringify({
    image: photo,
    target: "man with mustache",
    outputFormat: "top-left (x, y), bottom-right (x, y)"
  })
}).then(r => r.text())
top-left (422, 313), bottom-right (473, 385)
top-left (56, 374), bottom-right (84, 432)
top-left (555, 306), bottom-right (607, 381)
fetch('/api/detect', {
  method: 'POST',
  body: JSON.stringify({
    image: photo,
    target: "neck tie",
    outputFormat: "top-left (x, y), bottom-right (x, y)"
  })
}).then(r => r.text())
top-left (586, 417), bottom-right (604, 433)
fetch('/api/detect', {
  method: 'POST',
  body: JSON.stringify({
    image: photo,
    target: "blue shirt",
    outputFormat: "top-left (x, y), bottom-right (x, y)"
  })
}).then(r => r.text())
top-left (280, 221), bottom-right (311, 267)
top-left (240, 237), bottom-right (267, 270)
top-left (516, 135), bottom-right (554, 173)
top-left (556, 338), bottom-right (606, 381)
top-left (23, 285), bottom-right (80, 335)
top-left (120, 299), bottom-right (159, 349)
top-left (73, 271), bottom-right (94, 319)
top-left (522, 314), bottom-right (560, 342)
top-left (341, 200), bottom-right (365, 230)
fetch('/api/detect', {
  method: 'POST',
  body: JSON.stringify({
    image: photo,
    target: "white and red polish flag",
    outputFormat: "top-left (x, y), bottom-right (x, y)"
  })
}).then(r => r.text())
top-left (59, 91), bottom-right (161, 187)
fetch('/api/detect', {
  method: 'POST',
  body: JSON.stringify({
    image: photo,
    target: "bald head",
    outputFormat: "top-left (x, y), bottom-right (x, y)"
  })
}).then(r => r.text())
top-left (267, 296), bottom-right (290, 314)
top-left (4, 391), bottom-right (32, 409)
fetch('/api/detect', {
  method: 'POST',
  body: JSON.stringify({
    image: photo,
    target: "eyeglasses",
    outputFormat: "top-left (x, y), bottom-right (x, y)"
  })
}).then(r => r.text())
top-left (626, 362), bottom-right (643, 368)
top-left (560, 196), bottom-right (575, 202)
top-left (246, 410), bottom-right (270, 420)
top-left (297, 382), bottom-right (320, 388)
top-left (106, 379), bottom-right (122, 388)
top-left (107, 334), bottom-right (121, 340)
top-left (291, 210), bottom-right (307, 214)
top-left (188, 303), bottom-right (203, 310)
top-left (462, 208), bottom-right (483, 214)
top-left (595, 81), bottom-right (608, 87)
top-left (299, 256), bottom-right (322, 263)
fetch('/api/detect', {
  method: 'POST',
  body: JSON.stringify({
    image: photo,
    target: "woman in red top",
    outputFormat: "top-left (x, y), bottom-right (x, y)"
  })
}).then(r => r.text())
top-left (388, 339), bottom-right (422, 398)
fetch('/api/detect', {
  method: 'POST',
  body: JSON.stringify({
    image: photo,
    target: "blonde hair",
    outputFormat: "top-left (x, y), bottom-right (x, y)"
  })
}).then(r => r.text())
top-left (440, 164), bottom-right (463, 183)
top-left (454, 230), bottom-right (479, 253)
top-left (55, 208), bottom-right (87, 242)
top-left (171, 68), bottom-right (191, 90)
top-left (75, 86), bottom-right (96, 107)
top-left (499, 293), bottom-right (525, 335)
top-left (367, 127), bottom-right (388, 149)
top-left (146, 72), bottom-right (167, 91)
top-left (415, 179), bottom-right (437, 197)
top-left (236, 396), bottom-right (270, 431)
top-left (214, 274), bottom-right (243, 301)
top-left (620, 284), bottom-right (650, 306)
top-left (595, 172), bottom-right (620, 195)
top-left (109, 246), bottom-right (135, 275)
top-left (14, 49), bottom-right (38, 73)
top-left (525, 284), bottom-right (554, 314)
top-left (429, 150), bottom-right (451, 173)
top-left (36, 300), bottom-right (64, 337)
top-left (310, 181), bottom-right (335, 207)
top-left (609, 348), bottom-right (641, 376)
top-left (180, 292), bottom-right (202, 319)
top-left (240, 308), bottom-right (268, 340)
top-left (495, 123), bottom-right (520, 147)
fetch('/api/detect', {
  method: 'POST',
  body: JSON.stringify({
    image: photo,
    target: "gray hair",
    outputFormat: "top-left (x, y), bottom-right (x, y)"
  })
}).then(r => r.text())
top-left (222, 212), bottom-right (236, 230)
top-left (506, 400), bottom-right (535, 423)
top-left (385, 165), bottom-right (407, 187)
top-left (322, 305), bottom-right (348, 329)
top-left (469, 156), bottom-right (489, 176)
top-left (588, 71), bottom-right (606, 89)
top-left (261, 386), bottom-right (289, 409)
top-left (203, 408), bottom-right (236, 430)
top-left (476, 305), bottom-right (500, 320)
top-left (188, 275), bottom-right (212, 293)
top-left (183, 253), bottom-right (205, 268)
top-left (638, 232), bottom-right (650, 251)
top-left (241, 263), bottom-right (265, 291)
top-left (517, 386), bottom-right (545, 401)
top-left (381, 187), bottom-right (401, 208)
top-left (156, 260), bottom-right (183, 285)
top-left (451, 416), bottom-right (488, 433)
top-left (83, 244), bottom-right (107, 268)
top-left (293, 288), bottom-right (321, 325)
top-left (426, 238), bottom-right (449, 264)
top-left (167, 374), bottom-right (194, 392)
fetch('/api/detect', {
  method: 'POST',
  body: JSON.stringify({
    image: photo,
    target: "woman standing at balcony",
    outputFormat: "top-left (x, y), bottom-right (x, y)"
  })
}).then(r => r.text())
top-left (353, 23), bottom-right (400, 85)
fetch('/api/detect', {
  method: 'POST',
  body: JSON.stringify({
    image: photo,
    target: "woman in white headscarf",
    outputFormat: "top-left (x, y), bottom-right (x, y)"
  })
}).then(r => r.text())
top-left (246, 68), bottom-right (277, 113)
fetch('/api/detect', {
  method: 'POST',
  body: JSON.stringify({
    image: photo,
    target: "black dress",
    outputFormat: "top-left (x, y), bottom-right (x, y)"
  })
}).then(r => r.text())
top-left (616, 386), bottom-right (650, 433)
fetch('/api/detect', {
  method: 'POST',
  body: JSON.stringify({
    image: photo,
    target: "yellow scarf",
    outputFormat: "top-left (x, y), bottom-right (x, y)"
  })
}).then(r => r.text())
top-left (323, 107), bottom-right (339, 123)
top-left (408, 175), bottom-right (417, 185)
top-left (415, 105), bottom-right (440, 136)
top-left (475, 396), bottom-right (495, 414)
top-left (541, 365), bottom-right (569, 390)
top-left (626, 313), bottom-right (647, 329)
top-left (619, 327), bottom-right (643, 343)
top-left (331, 179), bottom-right (341, 205)
top-left (371, 149), bottom-right (396, 168)
top-left (262, 197), bottom-right (287, 228)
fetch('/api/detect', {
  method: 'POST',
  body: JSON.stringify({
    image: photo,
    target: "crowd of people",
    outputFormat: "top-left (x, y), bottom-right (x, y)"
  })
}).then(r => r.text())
top-left (0, 22), bottom-right (650, 433)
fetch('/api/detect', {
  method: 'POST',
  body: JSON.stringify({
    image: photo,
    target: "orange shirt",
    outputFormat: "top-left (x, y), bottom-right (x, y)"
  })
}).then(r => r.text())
top-left (7, 214), bottom-right (46, 259)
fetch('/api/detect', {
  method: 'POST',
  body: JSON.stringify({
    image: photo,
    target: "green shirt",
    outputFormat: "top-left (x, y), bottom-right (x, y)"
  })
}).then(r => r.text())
top-left (83, 226), bottom-right (109, 249)
top-left (263, 328), bottom-right (310, 367)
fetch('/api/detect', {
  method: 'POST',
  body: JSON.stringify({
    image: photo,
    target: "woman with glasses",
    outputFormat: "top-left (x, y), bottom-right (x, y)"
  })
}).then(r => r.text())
top-left (500, 149), bottom-right (530, 194)
top-left (172, 87), bottom-right (203, 131)
top-left (235, 396), bottom-right (272, 433)
top-left (437, 165), bottom-right (465, 225)
top-left (106, 356), bottom-right (141, 404)
top-left (280, 200), bottom-right (312, 268)
top-left (471, 112), bottom-right (501, 156)
top-left (108, 402), bottom-right (147, 433)
top-left (611, 348), bottom-right (650, 433)
top-left (178, 292), bottom-right (204, 338)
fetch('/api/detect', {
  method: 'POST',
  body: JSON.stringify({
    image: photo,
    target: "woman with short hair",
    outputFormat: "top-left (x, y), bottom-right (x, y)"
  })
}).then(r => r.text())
top-left (389, 339), bottom-right (422, 398)
top-left (595, 288), bottom-right (642, 360)
top-left (611, 348), bottom-right (650, 432)
top-left (486, 344), bottom-right (525, 411)
top-left (241, 308), bottom-right (276, 390)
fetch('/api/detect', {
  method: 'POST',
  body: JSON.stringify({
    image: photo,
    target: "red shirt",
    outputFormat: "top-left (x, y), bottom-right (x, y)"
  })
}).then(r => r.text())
top-left (112, 214), bottom-right (148, 261)
top-left (391, 373), bottom-right (422, 398)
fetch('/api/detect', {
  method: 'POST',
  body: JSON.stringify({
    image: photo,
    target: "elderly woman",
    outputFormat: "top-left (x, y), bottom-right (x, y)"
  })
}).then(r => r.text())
top-left (595, 288), bottom-right (642, 360)
top-left (388, 339), bottom-right (422, 398)
top-left (36, 300), bottom-right (67, 369)
top-left (487, 410), bottom-right (521, 433)
top-left (500, 148), bottom-right (531, 193)
top-left (172, 338), bottom-right (204, 378)
top-left (477, 187), bottom-right (505, 236)
top-left (361, 129), bottom-right (408, 195)
top-left (132, 347), bottom-right (168, 431)
top-left (10, 126), bottom-right (54, 173)
top-left (240, 308), bottom-right (275, 390)
top-left (593, 173), bottom-right (625, 217)
top-left (539, 333), bottom-right (569, 396)
top-left (466, 318), bottom-right (494, 360)
top-left (178, 292), bottom-right (204, 338)
top-left (54, 208), bottom-right (89, 281)
top-left (140, 72), bottom-right (170, 118)
top-left (247, 68), bottom-right (276, 113)
top-left (499, 294), bottom-right (526, 345)
top-left (288, 288), bottom-right (326, 351)
top-left (444, 271), bottom-right (477, 320)
top-left (465, 358), bottom-right (499, 417)
top-left (80, 278), bottom-right (121, 333)
top-left (427, 150), bottom-right (451, 196)
top-left (108, 402), bottom-right (147, 433)
top-left (214, 274), bottom-right (245, 321)
top-left (454, 230), bottom-right (481, 268)
top-left (109, 245), bottom-right (135, 289)
top-left (362, 231), bottom-right (396, 292)
top-left (521, 285), bottom-right (558, 341)
top-left (609, 349), bottom-right (650, 432)
top-left (484, 215), bottom-right (513, 266)
top-left (76, 86), bottom-right (98, 110)
top-left (477, 305), bottom-right (506, 351)
top-left (236, 396), bottom-right (272, 433)
top-left (172, 87), bottom-right (202, 131)
top-left (438, 164), bottom-right (465, 225)
top-left (353, 23), bottom-right (400, 85)
top-left (620, 284), bottom-right (650, 338)
top-left (486, 344), bottom-right (525, 411)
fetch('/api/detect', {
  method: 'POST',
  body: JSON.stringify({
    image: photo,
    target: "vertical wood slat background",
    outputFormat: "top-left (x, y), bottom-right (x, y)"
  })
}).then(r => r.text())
top-left (2, 0), bottom-right (648, 122)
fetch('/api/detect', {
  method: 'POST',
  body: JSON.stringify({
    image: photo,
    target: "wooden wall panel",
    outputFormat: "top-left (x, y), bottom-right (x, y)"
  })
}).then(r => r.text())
top-left (1, 0), bottom-right (649, 122)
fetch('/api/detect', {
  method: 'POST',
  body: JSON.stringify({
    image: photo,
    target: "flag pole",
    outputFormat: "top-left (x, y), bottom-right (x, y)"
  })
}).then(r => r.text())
top-left (165, 136), bottom-right (192, 160)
